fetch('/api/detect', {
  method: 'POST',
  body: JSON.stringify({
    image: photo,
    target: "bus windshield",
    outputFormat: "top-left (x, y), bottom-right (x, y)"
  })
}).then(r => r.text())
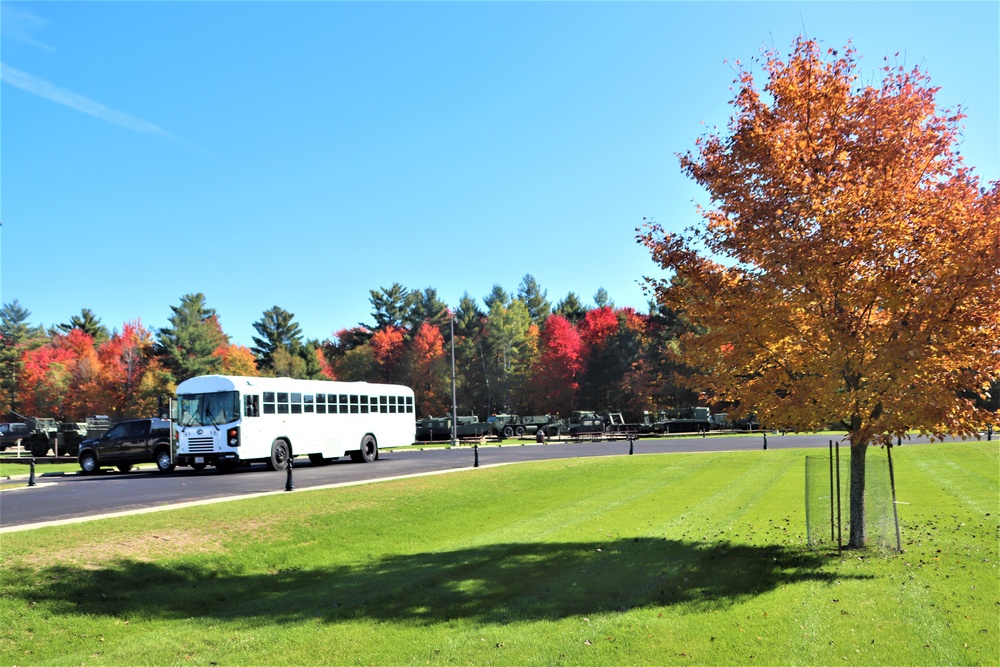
top-left (178, 391), bottom-right (240, 427)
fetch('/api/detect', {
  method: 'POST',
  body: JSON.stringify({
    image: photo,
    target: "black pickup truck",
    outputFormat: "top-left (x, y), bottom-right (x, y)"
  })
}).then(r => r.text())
top-left (77, 418), bottom-right (174, 473)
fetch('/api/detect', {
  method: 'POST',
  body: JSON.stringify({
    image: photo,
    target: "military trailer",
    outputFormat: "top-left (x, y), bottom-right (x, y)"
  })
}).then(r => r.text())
top-left (487, 414), bottom-right (561, 438)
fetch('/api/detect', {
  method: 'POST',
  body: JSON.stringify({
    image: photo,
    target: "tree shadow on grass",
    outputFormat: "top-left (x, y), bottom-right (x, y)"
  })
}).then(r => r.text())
top-left (10, 539), bottom-right (866, 625)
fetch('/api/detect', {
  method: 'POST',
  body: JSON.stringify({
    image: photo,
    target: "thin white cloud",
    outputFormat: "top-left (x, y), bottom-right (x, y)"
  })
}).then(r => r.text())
top-left (0, 5), bottom-right (56, 51)
top-left (1, 62), bottom-right (173, 138)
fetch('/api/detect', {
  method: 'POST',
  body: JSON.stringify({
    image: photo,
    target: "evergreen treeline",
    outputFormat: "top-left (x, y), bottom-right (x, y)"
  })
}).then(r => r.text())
top-left (0, 274), bottom-right (702, 421)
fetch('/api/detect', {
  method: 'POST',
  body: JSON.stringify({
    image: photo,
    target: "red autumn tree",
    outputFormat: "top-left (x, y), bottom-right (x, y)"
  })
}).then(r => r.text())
top-left (406, 321), bottom-right (450, 416)
top-left (314, 347), bottom-right (336, 380)
top-left (639, 38), bottom-right (1000, 548)
top-left (530, 314), bottom-right (584, 416)
top-left (370, 325), bottom-right (407, 383)
top-left (96, 321), bottom-right (172, 417)
top-left (19, 333), bottom-right (79, 418)
top-left (577, 306), bottom-right (619, 349)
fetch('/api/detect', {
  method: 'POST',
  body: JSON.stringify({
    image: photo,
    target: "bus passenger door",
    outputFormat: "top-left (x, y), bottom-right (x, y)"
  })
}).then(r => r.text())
top-left (241, 395), bottom-right (264, 454)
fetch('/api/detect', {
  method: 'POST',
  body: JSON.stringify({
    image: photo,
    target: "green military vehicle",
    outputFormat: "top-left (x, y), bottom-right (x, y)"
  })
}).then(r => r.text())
top-left (564, 411), bottom-right (606, 437)
top-left (415, 415), bottom-right (491, 442)
top-left (0, 414), bottom-right (108, 457)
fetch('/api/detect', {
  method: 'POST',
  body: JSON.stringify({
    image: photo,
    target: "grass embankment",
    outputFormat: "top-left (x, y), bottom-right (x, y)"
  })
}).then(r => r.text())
top-left (1, 443), bottom-right (997, 666)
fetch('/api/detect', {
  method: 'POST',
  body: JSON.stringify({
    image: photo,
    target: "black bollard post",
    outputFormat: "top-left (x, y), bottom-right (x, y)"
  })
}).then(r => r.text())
top-left (474, 443), bottom-right (479, 468)
top-left (285, 456), bottom-right (294, 491)
top-left (628, 435), bottom-right (634, 455)
top-left (763, 432), bottom-right (768, 450)
top-left (28, 458), bottom-right (37, 487)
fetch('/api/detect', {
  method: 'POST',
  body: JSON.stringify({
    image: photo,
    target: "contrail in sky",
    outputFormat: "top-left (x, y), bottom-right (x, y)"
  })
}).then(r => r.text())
top-left (1, 62), bottom-right (173, 138)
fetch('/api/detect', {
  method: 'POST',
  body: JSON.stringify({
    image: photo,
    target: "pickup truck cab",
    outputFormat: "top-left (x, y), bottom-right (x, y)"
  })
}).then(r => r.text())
top-left (78, 418), bottom-right (174, 473)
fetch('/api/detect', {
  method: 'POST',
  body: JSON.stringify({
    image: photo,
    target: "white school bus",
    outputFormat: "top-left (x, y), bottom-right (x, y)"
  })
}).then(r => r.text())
top-left (174, 375), bottom-right (415, 471)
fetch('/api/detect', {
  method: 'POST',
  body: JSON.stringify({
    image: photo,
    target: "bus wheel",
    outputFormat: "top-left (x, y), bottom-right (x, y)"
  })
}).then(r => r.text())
top-left (268, 439), bottom-right (290, 471)
top-left (355, 435), bottom-right (377, 463)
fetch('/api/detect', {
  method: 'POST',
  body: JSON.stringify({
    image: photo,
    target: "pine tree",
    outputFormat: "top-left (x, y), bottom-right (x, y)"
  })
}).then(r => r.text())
top-left (554, 292), bottom-right (588, 324)
top-left (0, 300), bottom-right (45, 414)
top-left (368, 283), bottom-right (417, 331)
top-left (517, 274), bottom-right (552, 324)
top-left (251, 306), bottom-right (303, 372)
top-left (56, 308), bottom-right (109, 343)
top-left (408, 287), bottom-right (450, 332)
top-left (157, 294), bottom-right (228, 382)
top-left (483, 284), bottom-right (510, 312)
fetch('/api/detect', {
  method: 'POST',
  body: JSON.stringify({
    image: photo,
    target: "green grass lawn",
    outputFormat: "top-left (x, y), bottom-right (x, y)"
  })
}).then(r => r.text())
top-left (1, 443), bottom-right (996, 666)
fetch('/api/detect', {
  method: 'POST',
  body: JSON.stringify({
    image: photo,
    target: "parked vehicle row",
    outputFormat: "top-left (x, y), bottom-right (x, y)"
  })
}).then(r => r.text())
top-left (0, 414), bottom-right (109, 457)
top-left (415, 406), bottom-right (763, 442)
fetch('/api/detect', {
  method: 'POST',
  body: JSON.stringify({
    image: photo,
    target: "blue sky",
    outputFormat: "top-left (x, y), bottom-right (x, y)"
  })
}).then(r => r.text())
top-left (2, 1), bottom-right (997, 348)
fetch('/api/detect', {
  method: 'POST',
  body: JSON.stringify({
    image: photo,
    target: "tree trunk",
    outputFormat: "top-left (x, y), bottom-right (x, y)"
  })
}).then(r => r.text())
top-left (848, 440), bottom-right (869, 549)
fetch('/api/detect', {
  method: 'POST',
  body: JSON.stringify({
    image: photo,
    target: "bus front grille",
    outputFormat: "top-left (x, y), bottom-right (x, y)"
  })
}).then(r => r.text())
top-left (185, 437), bottom-right (215, 453)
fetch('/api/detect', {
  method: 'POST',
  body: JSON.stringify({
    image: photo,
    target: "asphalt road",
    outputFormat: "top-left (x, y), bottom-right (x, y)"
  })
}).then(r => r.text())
top-left (1, 433), bottom-right (939, 531)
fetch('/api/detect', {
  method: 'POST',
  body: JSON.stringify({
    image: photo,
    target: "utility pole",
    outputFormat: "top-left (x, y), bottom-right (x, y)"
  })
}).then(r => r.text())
top-left (451, 312), bottom-right (457, 449)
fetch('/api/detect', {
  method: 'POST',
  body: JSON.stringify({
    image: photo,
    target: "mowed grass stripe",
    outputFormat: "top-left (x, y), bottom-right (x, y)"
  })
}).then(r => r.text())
top-left (902, 443), bottom-right (999, 516)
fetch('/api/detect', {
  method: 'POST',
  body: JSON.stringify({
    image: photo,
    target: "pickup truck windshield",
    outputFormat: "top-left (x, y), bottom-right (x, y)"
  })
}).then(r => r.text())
top-left (178, 391), bottom-right (240, 427)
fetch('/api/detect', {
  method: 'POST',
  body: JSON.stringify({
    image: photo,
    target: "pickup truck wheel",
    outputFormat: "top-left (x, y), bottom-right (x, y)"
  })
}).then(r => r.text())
top-left (117, 463), bottom-right (133, 473)
top-left (79, 451), bottom-right (99, 474)
top-left (155, 448), bottom-right (175, 472)
top-left (267, 439), bottom-right (290, 471)
top-left (28, 437), bottom-right (50, 457)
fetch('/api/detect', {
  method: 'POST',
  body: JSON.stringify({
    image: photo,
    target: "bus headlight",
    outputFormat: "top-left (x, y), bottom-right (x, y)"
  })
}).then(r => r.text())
top-left (227, 427), bottom-right (240, 447)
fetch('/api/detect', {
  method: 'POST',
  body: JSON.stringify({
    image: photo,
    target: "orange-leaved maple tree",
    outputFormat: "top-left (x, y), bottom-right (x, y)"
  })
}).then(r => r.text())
top-left (638, 37), bottom-right (1000, 548)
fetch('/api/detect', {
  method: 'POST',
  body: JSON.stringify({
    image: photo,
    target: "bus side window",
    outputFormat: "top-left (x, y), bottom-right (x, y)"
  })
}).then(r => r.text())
top-left (245, 395), bottom-right (260, 417)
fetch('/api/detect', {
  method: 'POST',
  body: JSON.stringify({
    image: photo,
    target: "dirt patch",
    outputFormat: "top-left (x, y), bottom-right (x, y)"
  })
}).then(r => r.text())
top-left (18, 517), bottom-right (283, 569)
